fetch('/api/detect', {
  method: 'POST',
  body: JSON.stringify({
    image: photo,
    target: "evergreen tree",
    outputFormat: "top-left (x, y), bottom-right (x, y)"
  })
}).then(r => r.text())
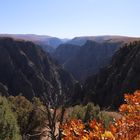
top-left (0, 96), bottom-right (21, 140)
top-left (8, 96), bottom-right (33, 135)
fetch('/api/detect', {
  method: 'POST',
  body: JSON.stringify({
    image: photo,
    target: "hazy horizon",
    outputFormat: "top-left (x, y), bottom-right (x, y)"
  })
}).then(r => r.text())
top-left (1, 33), bottom-right (140, 40)
top-left (0, 0), bottom-right (140, 38)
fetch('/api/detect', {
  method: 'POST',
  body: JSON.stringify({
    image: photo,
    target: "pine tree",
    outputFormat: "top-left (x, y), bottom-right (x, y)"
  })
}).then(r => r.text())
top-left (0, 96), bottom-right (21, 140)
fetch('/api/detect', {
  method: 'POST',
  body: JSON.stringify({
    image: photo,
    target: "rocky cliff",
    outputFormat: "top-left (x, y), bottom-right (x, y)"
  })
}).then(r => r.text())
top-left (83, 41), bottom-right (140, 109)
top-left (0, 37), bottom-right (75, 105)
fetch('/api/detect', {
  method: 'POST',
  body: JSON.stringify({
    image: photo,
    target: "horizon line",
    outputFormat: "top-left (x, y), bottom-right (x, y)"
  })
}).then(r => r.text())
top-left (0, 33), bottom-right (140, 39)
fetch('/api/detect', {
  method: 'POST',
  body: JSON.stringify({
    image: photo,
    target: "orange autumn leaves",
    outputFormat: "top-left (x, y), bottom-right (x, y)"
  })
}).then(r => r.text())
top-left (61, 119), bottom-right (115, 140)
top-left (114, 91), bottom-right (140, 140)
top-left (61, 91), bottom-right (140, 140)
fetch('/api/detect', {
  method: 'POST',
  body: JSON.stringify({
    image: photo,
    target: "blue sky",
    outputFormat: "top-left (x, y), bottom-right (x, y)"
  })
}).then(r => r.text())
top-left (0, 0), bottom-right (140, 38)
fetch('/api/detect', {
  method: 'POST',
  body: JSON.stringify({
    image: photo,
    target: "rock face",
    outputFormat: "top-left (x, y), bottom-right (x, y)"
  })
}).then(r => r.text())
top-left (0, 83), bottom-right (8, 96)
top-left (53, 44), bottom-right (81, 65)
top-left (83, 41), bottom-right (140, 109)
top-left (54, 41), bottom-right (122, 81)
top-left (0, 37), bottom-right (75, 105)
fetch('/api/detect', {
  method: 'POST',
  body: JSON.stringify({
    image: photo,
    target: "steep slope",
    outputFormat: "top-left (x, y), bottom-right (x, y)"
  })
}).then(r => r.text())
top-left (83, 41), bottom-right (140, 109)
top-left (0, 37), bottom-right (75, 105)
top-left (54, 41), bottom-right (122, 81)
top-left (65, 41), bottom-right (122, 81)
top-left (53, 44), bottom-right (81, 65)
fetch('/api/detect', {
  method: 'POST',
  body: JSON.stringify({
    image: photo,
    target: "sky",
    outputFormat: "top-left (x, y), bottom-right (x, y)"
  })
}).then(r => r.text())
top-left (0, 0), bottom-right (140, 38)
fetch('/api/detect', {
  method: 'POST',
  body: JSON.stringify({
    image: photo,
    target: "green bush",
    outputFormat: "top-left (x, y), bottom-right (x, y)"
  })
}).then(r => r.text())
top-left (0, 96), bottom-right (21, 140)
top-left (70, 105), bottom-right (86, 120)
top-left (8, 96), bottom-right (47, 135)
top-left (69, 103), bottom-right (100, 121)
top-left (99, 111), bottom-right (113, 128)
top-left (8, 96), bottom-right (33, 134)
top-left (69, 103), bottom-right (113, 128)
top-left (84, 103), bottom-right (100, 122)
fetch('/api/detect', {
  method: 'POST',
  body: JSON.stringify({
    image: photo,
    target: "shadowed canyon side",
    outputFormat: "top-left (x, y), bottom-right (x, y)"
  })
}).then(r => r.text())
top-left (0, 37), bottom-right (76, 105)
top-left (83, 41), bottom-right (140, 109)
top-left (54, 40), bottom-right (123, 81)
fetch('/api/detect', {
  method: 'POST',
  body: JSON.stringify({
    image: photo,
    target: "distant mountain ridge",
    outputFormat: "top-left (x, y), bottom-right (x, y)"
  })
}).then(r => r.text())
top-left (1, 34), bottom-right (139, 48)
top-left (67, 35), bottom-right (140, 46)
top-left (0, 34), bottom-right (68, 53)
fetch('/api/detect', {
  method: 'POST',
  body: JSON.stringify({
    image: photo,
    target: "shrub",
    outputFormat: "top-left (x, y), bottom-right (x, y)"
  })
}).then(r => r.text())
top-left (69, 103), bottom-right (112, 127)
top-left (8, 96), bottom-right (47, 135)
top-left (8, 96), bottom-right (33, 134)
top-left (69, 105), bottom-right (86, 121)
